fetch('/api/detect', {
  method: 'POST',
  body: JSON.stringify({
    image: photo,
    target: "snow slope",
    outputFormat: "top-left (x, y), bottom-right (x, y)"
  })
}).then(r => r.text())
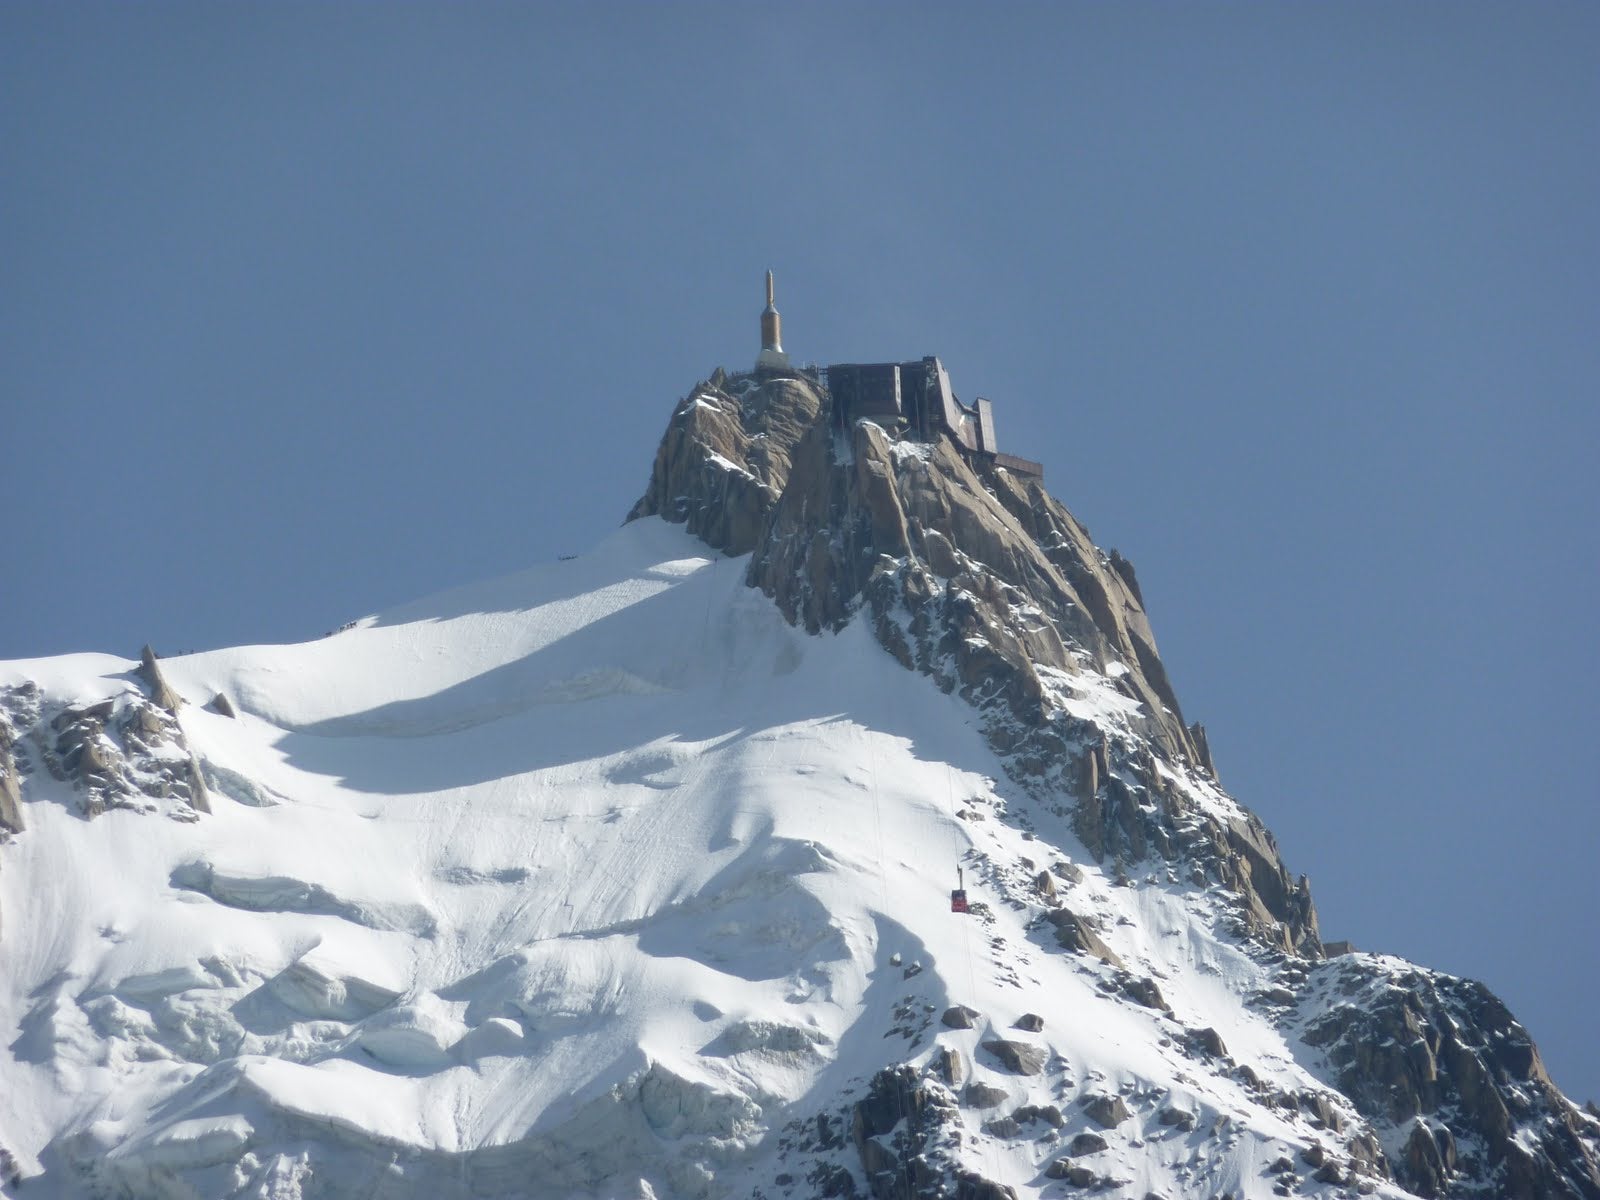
top-left (2, 518), bottom-right (1418, 1198)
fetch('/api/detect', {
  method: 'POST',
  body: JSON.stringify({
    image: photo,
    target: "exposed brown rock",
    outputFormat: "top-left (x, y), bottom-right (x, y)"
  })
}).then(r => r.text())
top-left (628, 376), bottom-right (821, 557)
top-left (139, 645), bottom-right (184, 713)
top-left (964, 1082), bottom-right (1008, 1109)
top-left (0, 712), bottom-right (24, 836)
top-left (981, 1039), bottom-right (1047, 1076)
top-left (983, 1116), bottom-right (1021, 1138)
top-left (625, 368), bottom-right (1593, 1198)
top-left (936, 1046), bottom-right (965, 1087)
top-left (851, 1064), bottom-right (996, 1200)
top-left (1158, 1106), bottom-right (1196, 1131)
top-left (941, 1005), bottom-right (980, 1030)
top-left (631, 372), bottom-right (1328, 952)
top-left (1043, 1159), bottom-right (1097, 1187)
top-left (1403, 1120), bottom-right (1455, 1199)
top-left (1044, 907), bottom-right (1123, 969)
top-left (1082, 1093), bottom-right (1131, 1129)
top-left (1300, 961), bottom-right (1600, 1198)
top-left (1187, 1026), bottom-right (1228, 1060)
top-left (1013, 1104), bottom-right (1063, 1128)
top-left (1115, 971), bottom-right (1170, 1013)
top-left (28, 692), bottom-right (208, 820)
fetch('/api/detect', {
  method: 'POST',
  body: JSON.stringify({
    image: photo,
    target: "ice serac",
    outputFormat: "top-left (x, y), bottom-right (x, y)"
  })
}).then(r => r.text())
top-left (631, 372), bottom-right (1317, 957)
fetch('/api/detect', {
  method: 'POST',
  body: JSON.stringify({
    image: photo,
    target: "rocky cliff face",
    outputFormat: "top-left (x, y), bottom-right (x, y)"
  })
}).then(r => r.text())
top-left (0, 662), bottom-right (209, 828)
top-left (1291, 956), bottom-right (1599, 1199)
top-left (631, 372), bottom-right (1316, 957)
top-left (630, 368), bottom-right (1600, 1200)
top-left (2, 367), bottom-right (1596, 1200)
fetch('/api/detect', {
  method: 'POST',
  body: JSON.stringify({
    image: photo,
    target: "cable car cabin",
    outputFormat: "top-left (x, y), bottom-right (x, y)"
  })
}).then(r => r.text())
top-left (950, 888), bottom-right (969, 914)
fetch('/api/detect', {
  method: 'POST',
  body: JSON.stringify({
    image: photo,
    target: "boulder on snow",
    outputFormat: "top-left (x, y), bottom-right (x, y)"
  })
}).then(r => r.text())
top-left (952, 1170), bottom-right (1018, 1200)
top-left (1069, 1132), bottom-right (1109, 1155)
top-left (936, 1046), bottom-right (966, 1087)
top-left (1045, 907), bottom-right (1123, 968)
top-left (1013, 1103), bottom-right (1063, 1128)
top-left (942, 1004), bottom-right (981, 1029)
top-left (1052, 860), bottom-right (1084, 885)
top-left (1012, 1012), bottom-right (1044, 1032)
top-left (1044, 1159), bottom-right (1098, 1187)
top-left (983, 1116), bottom-right (1022, 1138)
top-left (1115, 972), bottom-right (1170, 1012)
top-left (1295, 1089), bottom-right (1344, 1132)
top-left (1082, 1093), bottom-right (1131, 1128)
top-left (1158, 1106), bottom-right (1197, 1131)
top-left (1187, 1026), bottom-right (1228, 1060)
top-left (206, 693), bottom-right (237, 718)
top-left (1313, 1161), bottom-right (1346, 1185)
top-left (964, 1082), bottom-right (1009, 1109)
top-left (981, 1039), bottom-right (1047, 1076)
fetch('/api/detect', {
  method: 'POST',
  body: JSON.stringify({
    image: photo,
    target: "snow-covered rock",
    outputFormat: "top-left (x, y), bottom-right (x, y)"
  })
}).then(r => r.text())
top-left (1, 369), bottom-right (1597, 1199)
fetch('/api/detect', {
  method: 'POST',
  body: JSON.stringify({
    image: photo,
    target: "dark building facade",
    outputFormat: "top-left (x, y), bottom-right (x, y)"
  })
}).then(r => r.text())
top-left (825, 356), bottom-right (1042, 478)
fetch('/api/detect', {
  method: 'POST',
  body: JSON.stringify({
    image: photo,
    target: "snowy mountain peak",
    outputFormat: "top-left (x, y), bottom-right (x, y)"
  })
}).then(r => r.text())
top-left (630, 371), bottom-right (1316, 958)
top-left (0, 368), bottom-right (1596, 1199)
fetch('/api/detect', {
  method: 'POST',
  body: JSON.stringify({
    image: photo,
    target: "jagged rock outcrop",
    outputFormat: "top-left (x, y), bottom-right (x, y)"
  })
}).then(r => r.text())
top-left (980, 1038), bottom-right (1048, 1076)
top-left (626, 366), bottom-right (1600, 1198)
top-left (0, 696), bottom-right (26, 838)
top-left (626, 370), bottom-right (821, 557)
top-left (1080, 1093), bottom-right (1131, 1129)
top-left (0, 691), bottom-right (30, 938)
top-left (1293, 955), bottom-right (1600, 1199)
top-left (1041, 906), bottom-right (1123, 968)
top-left (139, 643), bottom-right (184, 713)
top-left (849, 1066), bottom-right (1015, 1200)
top-left (630, 371), bottom-right (1318, 954)
top-left (4, 362), bottom-right (1588, 1200)
top-left (1, 676), bottom-right (209, 822)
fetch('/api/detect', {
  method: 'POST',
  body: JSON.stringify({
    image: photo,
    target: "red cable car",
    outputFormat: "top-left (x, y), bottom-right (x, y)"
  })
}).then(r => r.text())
top-left (950, 866), bottom-right (969, 913)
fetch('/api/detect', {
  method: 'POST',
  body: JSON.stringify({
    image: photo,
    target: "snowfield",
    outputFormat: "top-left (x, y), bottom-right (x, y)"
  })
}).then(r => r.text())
top-left (1, 518), bottom-right (1411, 1198)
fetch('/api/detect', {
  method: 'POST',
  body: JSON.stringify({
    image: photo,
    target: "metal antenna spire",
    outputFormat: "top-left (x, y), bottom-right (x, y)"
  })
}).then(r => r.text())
top-left (758, 268), bottom-right (785, 365)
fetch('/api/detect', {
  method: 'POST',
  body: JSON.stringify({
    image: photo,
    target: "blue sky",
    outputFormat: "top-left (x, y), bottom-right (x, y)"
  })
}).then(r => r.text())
top-left (4, 3), bottom-right (1597, 1102)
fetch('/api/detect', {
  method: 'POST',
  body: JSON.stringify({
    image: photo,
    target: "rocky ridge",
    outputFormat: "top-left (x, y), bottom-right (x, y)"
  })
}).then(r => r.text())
top-left (0, 650), bottom-right (209, 827)
top-left (0, 653), bottom-right (210, 941)
top-left (630, 372), bottom-right (1316, 956)
top-left (629, 367), bottom-right (1600, 1199)
top-left (0, 367), bottom-right (1596, 1200)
